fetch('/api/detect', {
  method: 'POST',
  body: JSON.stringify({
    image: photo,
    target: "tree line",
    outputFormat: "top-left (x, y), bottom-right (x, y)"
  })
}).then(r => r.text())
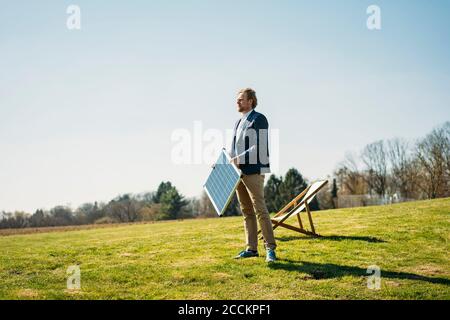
top-left (331, 122), bottom-right (449, 203)
top-left (0, 168), bottom-right (318, 229)
top-left (0, 122), bottom-right (448, 229)
top-left (0, 182), bottom-right (190, 229)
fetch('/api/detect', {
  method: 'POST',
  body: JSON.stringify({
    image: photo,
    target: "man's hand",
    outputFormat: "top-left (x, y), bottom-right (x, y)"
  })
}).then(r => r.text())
top-left (230, 157), bottom-right (240, 166)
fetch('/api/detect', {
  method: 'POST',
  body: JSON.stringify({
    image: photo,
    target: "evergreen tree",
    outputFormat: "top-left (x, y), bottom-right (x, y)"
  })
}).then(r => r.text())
top-left (331, 178), bottom-right (338, 209)
top-left (159, 186), bottom-right (188, 220)
top-left (153, 182), bottom-right (173, 203)
top-left (279, 168), bottom-right (320, 211)
top-left (331, 178), bottom-right (338, 198)
top-left (279, 168), bottom-right (308, 205)
top-left (264, 174), bottom-right (283, 213)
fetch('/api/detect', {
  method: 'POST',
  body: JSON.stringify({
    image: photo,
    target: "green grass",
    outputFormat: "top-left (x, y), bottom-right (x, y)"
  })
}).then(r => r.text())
top-left (1, 198), bottom-right (449, 300)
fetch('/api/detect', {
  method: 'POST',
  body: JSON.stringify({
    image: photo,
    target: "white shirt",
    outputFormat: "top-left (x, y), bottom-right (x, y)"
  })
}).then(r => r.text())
top-left (235, 110), bottom-right (252, 148)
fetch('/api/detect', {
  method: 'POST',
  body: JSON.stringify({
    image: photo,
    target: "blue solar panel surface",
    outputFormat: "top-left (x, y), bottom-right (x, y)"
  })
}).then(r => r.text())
top-left (204, 149), bottom-right (241, 216)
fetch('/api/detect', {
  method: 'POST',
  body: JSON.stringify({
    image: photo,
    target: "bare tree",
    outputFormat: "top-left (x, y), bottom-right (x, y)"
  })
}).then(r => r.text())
top-left (361, 140), bottom-right (388, 196)
top-left (138, 203), bottom-right (163, 221)
top-left (416, 123), bottom-right (450, 199)
top-left (106, 194), bottom-right (142, 222)
top-left (386, 138), bottom-right (419, 199)
top-left (195, 191), bottom-right (216, 218)
top-left (443, 122), bottom-right (450, 177)
top-left (334, 152), bottom-right (367, 195)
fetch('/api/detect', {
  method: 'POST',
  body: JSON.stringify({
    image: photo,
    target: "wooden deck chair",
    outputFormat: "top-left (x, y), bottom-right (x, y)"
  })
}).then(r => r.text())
top-left (259, 180), bottom-right (328, 238)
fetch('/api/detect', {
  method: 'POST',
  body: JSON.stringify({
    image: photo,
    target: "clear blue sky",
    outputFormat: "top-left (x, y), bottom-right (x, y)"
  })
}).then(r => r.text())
top-left (1, 0), bottom-right (449, 213)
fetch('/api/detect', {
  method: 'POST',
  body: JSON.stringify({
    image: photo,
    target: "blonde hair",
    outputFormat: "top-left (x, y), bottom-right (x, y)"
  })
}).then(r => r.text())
top-left (238, 88), bottom-right (258, 109)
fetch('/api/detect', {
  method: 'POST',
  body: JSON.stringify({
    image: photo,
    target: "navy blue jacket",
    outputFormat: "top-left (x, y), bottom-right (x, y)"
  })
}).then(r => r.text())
top-left (230, 110), bottom-right (271, 175)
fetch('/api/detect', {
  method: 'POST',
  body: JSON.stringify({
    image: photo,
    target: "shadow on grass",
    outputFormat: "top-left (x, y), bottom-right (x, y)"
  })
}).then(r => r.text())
top-left (268, 259), bottom-right (450, 285)
top-left (275, 235), bottom-right (386, 243)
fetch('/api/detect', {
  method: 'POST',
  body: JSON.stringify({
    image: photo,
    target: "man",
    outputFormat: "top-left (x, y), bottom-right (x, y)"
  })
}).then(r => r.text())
top-left (230, 88), bottom-right (277, 263)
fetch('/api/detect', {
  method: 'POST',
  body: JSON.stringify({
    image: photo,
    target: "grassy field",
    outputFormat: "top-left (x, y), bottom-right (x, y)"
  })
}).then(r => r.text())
top-left (0, 198), bottom-right (449, 300)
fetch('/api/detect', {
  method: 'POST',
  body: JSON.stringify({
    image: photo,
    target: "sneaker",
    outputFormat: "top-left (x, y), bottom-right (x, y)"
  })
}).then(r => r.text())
top-left (265, 249), bottom-right (276, 263)
top-left (234, 250), bottom-right (258, 259)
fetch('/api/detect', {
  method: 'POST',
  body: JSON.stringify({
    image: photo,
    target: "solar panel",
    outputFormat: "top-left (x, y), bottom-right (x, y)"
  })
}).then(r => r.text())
top-left (203, 149), bottom-right (242, 216)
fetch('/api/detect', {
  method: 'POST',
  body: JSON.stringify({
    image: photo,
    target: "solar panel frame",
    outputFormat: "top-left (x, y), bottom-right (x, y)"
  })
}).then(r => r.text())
top-left (203, 148), bottom-right (242, 216)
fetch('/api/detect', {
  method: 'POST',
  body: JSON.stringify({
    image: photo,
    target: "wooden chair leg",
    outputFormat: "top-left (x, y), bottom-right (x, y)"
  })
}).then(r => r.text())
top-left (305, 203), bottom-right (316, 235)
top-left (296, 213), bottom-right (303, 229)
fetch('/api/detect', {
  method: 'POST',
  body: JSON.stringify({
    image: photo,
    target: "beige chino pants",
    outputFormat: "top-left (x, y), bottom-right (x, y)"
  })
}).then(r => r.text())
top-left (236, 174), bottom-right (277, 251)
